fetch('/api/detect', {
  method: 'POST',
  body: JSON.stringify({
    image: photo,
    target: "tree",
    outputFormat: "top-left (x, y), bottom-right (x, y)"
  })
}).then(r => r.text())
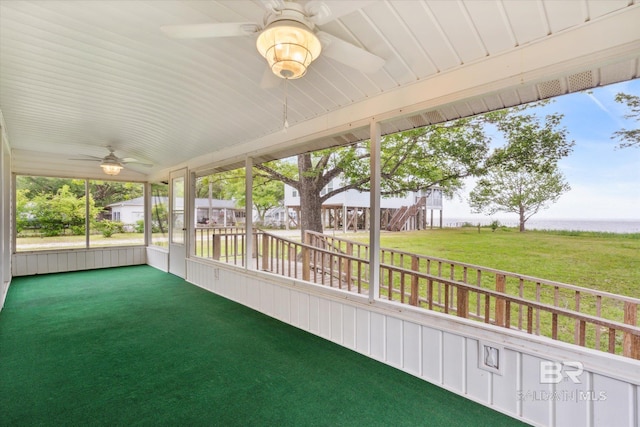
top-left (611, 92), bottom-right (640, 149)
top-left (29, 185), bottom-right (100, 236)
top-left (255, 118), bottom-right (491, 237)
top-left (197, 168), bottom-right (287, 225)
top-left (469, 167), bottom-right (570, 232)
top-left (468, 107), bottom-right (573, 232)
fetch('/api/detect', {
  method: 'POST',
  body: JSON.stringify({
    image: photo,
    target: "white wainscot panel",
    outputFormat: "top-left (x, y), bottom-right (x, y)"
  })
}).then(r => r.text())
top-left (273, 285), bottom-right (291, 323)
top-left (295, 291), bottom-right (310, 331)
top-left (245, 277), bottom-right (260, 311)
top-left (76, 252), bottom-right (86, 270)
top-left (592, 374), bottom-right (635, 427)
top-left (330, 301), bottom-right (343, 344)
top-left (342, 305), bottom-right (356, 350)
top-left (37, 254), bottom-right (48, 274)
top-left (421, 326), bottom-right (442, 384)
top-left (318, 298), bottom-right (332, 339)
top-left (308, 295), bottom-right (320, 334)
top-left (67, 252), bottom-right (77, 271)
top-left (443, 332), bottom-right (465, 393)
top-left (289, 290), bottom-right (301, 327)
top-left (520, 354), bottom-right (552, 426)
top-left (386, 316), bottom-right (403, 368)
top-left (146, 247), bottom-right (168, 272)
top-left (555, 369), bottom-right (590, 427)
top-left (47, 254), bottom-right (59, 273)
top-left (492, 348), bottom-right (519, 414)
top-left (402, 321), bottom-right (421, 376)
top-left (370, 312), bottom-right (386, 361)
top-left (258, 280), bottom-right (275, 316)
top-left (465, 338), bottom-right (490, 404)
top-left (355, 308), bottom-right (370, 355)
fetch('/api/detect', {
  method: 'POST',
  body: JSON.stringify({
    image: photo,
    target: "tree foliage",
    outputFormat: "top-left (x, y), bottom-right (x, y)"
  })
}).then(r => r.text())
top-left (256, 117), bottom-right (491, 234)
top-left (469, 167), bottom-right (570, 232)
top-left (254, 102), bottom-right (573, 236)
top-left (611, 92), bottom-right (640, 149)
top-left (27, 185), bottom-right (100, 236)
top-left (468, 106), bottom-right (573, 231)
top-left (196, 168), bottom-right (286, 224)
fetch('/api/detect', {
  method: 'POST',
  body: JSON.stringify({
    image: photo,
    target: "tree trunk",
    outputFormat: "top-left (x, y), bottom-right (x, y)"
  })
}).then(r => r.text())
top-left (519, 205), bottom-right (526, 232)
top-left (297, 154), bottom-right (325, 239)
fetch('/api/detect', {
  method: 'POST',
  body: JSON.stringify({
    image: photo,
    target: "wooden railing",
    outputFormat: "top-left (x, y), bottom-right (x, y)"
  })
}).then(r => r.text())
top-left (194, 228), bottom-right (640, 359)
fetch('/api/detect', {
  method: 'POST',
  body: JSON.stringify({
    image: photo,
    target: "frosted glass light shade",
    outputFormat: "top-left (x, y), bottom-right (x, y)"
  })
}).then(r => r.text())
top-left (256, 20), bottom-right (321, 79)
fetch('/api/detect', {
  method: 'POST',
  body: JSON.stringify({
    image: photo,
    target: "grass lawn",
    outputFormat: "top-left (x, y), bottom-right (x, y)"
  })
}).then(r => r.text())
top-left (343, 227), bottom-right (640, 298)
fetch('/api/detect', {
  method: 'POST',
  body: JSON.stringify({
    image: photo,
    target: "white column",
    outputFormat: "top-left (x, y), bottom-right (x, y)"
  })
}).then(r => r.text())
top-left (369, 120), bottom-right (381, 302)
top-left (245, 157), bottom-right (254, 270)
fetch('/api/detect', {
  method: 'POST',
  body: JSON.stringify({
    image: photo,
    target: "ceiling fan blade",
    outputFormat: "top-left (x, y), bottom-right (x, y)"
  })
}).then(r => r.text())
top-left (317, 31), bottom-right (385, 73)
top-left (306, 1), bottom-right (374, 25)
top-left (121, 158), bottom-right (153, 167)
top-left (160, 22), bottom-right (259, 39)
top-left (69, 156), bottom-right (103, 162)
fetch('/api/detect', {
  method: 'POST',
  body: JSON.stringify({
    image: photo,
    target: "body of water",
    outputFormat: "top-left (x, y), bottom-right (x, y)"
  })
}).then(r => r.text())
top-left (443, 218), bottom-right (640, 234)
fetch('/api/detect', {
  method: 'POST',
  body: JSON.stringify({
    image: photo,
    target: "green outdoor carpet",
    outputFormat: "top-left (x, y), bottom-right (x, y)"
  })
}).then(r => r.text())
top-left (0, 265), bottom-right (527, 426)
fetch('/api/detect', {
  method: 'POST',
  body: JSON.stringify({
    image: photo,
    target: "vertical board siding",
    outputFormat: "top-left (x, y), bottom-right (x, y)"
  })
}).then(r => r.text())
top-left (443, 333), bottom-right (465, 393)
top-left (521, 354), bottom-right (552, 426)
top-left (370, 312), bottom-right (386, 361)
top-left (147, 247), bottom-right (168, 272)
top-left (13, 248), bottom-right (146, 276)
top-left (422, 327), bottom-right (443, 384)
top-left (592, 375), bottom-right (634, 426)
top-left (319, 298), bottom-right (332, 340)
top-left (492, 348), bottom-right (519, 414)
top-left (343, 305), bottom-right (356, 350)
top-left (181, 262), bottom-right (639, 427)
top-left (386, 317), bottom-right (403, 368)
top-left (465, 338), bottom-right (490, 403)
top-left (555, 370), bottom-right (590, 427)
top-left (402, 321), bottom-right (421, 376)
top-left (330, 301), bottom-right (343, 345)
top-left (355, 308), bottom-right (370, 355)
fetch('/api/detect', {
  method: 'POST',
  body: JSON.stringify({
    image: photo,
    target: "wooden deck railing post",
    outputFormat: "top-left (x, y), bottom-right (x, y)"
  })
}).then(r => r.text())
top-left (212, 235), bottom-right (221, 261)
top-left (457, 285), bottom-right (469, 318)
top-left (302, 232), bottom-right (310, 281)
top-left (623, 302), bottom-right (639, 359)
top-left (344, 242), bottom-right (353, 290)
top-left (495, 274), bottom-right (506, 327)
top-left (261, 234), bottom-right (269, 270)
top-left (409, 256), bottom-right (420, 306)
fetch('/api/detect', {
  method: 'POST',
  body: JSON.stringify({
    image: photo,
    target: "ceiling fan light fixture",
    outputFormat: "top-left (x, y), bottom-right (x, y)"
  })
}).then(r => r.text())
top-left (100, 160), bottom-right (123, 176)
top-left (256, 20), bottom-right (321, 79)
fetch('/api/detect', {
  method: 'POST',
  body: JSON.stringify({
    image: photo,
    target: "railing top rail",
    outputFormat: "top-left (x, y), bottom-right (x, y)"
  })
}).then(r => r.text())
top-left (381, 262), bottom-right (640, 336)
top-left (304, 230), bottom-right (640, 305)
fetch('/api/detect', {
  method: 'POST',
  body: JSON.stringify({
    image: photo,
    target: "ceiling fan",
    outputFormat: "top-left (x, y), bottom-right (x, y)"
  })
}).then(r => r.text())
top-left (70, 147), bottom-right (153, 176)
top-left (160, 0), bottom-right (385, 81)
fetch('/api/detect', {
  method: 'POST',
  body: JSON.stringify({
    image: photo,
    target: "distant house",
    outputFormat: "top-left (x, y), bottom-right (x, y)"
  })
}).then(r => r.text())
top-left (106, 197), bottom-right (243, 228)
top-left (283, 178), bottom-right (444, 231)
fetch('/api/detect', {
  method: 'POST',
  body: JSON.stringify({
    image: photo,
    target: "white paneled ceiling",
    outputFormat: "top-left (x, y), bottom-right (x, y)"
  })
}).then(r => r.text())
top-left (1, 1), bottom-right (639, 180)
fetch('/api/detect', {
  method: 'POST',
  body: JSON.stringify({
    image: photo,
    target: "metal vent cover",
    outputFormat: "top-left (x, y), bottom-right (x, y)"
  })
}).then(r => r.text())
top-left (537, 79), bottom-right (563, 99)
top-left (567, 70), bottom-right (595, 92)
top-left (425, 110), bottom-right (445, 125)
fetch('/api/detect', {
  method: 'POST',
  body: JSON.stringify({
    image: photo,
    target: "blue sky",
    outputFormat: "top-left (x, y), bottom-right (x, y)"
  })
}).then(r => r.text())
top-left (446, 79), bottom-right (640, 221)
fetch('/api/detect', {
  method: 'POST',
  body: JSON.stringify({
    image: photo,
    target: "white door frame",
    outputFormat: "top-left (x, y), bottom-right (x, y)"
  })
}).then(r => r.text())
top-left (168, 168), bottom-right (188, 278)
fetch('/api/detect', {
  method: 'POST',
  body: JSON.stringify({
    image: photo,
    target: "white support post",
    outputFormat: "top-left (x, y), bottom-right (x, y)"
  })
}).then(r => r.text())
top-left (144, 182), bottom-right (151, 246)
top-left (369, 120), bottom-right (381, 302)
top-left (245, 157), bottom-right (254, 270)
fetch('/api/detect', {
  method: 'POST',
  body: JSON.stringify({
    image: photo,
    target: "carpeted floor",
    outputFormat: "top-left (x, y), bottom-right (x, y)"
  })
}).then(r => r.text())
top-left (0, 265), bottom-right (527, 426)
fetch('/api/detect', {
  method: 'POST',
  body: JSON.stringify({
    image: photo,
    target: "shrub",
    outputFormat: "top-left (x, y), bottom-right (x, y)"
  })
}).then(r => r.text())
top-left (97, 220), bottom-right (123, 238)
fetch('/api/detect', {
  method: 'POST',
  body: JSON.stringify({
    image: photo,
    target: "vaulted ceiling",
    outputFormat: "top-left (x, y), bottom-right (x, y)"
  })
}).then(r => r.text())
top-left (1, 1), bottom-right (639, 181)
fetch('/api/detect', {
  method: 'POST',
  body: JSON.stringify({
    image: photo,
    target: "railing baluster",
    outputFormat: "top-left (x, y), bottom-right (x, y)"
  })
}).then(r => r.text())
top-left (574, 291), bottom-right (581, 345)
